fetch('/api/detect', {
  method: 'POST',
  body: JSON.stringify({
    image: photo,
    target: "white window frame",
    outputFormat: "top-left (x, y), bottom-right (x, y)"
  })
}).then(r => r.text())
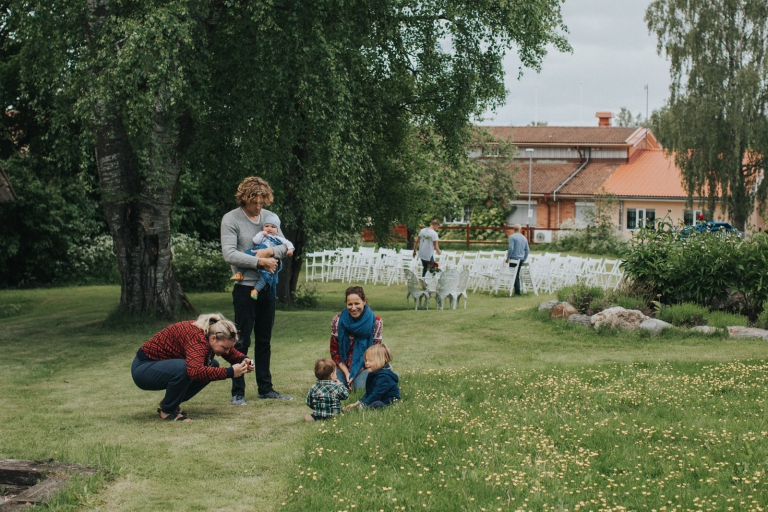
top-left (626, 208), bottom-right (656, 230)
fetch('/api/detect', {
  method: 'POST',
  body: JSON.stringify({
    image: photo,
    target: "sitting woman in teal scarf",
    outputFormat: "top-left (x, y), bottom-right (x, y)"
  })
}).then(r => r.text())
top-left (329, 286), bottom-right (383, 390)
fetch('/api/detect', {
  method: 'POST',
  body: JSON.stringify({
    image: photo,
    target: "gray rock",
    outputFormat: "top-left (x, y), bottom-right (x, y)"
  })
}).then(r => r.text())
top-left (538, 300), bottom-right (559, 312)
top-left (590, 306), bottom-right (626, 326)
top-left (638, 318), bottom-right (673, 334)
top-left (690, 325), bottom-right (720, 334)
top-left (591, 307), bottom-right (647, 330)
top-left (567, 314), bottom-right (592, 327)
top-left (727, 326), bottom-right (768, 340)
top-left (550, 302), bottom-right (579, 320)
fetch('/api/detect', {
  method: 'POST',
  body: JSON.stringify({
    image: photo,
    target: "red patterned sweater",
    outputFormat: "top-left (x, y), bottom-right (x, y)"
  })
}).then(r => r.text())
top-left (138, 321), bottom-right (245, 381)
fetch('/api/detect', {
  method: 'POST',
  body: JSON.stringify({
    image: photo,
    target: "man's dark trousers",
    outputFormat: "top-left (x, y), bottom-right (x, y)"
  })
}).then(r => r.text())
top-left (232, 283), bottom-right (275, 397)
top-left (508, 262), bottom-right (522, 296)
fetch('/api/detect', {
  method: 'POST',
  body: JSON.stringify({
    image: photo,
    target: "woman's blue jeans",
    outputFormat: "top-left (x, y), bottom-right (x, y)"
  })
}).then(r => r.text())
top-left (131, 356), bottom-right (218, 415)
top-left (336, 368), bottom-right (368, 391)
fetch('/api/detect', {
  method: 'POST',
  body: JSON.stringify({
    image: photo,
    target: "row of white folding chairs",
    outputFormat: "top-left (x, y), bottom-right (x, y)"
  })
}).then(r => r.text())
top-left (304, 248), bottom-right (420, 285)
top-left (305, 247), bottom-right (622, 294)
top-left (529, 253), bottom-right (624, 293)
top-left (306, 247), bottom-right (536, 294)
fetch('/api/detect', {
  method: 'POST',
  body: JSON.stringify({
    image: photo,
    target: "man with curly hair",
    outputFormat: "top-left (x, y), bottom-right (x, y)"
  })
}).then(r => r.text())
top-left (220, 177), bottom-right (292, 403)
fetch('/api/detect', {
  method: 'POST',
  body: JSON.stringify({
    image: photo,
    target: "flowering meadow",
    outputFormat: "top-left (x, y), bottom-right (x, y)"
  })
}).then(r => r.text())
top-left (285, 363), bottom-right (768, 511)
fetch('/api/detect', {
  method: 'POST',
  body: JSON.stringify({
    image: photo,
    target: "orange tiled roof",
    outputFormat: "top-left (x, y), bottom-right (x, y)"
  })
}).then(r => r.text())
top-left (557, 162), bottom-right (623, 196)
top-left (481, 126), bottom-right (641, 145)
top-left (513, 161), bottom-right (622, 196)
top-left (601, 149), bottom-right (688, 198)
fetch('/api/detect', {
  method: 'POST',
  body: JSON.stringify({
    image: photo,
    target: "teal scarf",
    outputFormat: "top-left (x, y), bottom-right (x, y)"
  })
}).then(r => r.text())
top-left (337, 305), bottom-right (376, 378)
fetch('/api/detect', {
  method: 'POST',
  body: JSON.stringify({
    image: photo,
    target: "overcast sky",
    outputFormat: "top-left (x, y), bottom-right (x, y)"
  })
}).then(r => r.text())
top-left (478, 0), bottom-right (672, 127)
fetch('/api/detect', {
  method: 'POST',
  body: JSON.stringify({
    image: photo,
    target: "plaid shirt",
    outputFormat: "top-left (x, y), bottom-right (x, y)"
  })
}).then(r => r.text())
top-left (139, 321), bottom-right (245, 381)
top-left (306, 380), bottom-right (350, 418)
top-left (329, 314), bottom-right (383, 367)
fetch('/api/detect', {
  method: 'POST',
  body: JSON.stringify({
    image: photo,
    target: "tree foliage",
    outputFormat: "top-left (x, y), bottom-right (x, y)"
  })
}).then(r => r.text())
top-left (10, 0), bottom-right (570, 313)
top-left (615, 107), bottom-right (644, 128)
top-left (1, 1), bottom-right (106, 287)
top-left (647, 0), bottom-right (768, 231)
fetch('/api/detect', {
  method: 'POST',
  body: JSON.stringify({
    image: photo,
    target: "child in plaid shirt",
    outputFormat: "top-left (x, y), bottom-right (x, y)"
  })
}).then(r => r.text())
top-left (305, 358), bottom-right (350, 422)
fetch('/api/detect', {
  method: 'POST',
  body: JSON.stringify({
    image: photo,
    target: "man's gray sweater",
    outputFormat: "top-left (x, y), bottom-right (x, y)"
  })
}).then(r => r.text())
top-left (221, 207), bottom-right (289, 287)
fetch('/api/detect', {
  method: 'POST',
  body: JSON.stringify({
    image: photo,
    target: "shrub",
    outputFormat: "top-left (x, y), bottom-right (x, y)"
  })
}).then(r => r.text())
top-left (706, 311), bottom-right (747, 329)
top-left (613, 296), bottom-right (647, 312)
top-left (557, 282), bottom-right (606, 315)
top-left (620, 215), bottom-right (768, 320)
top-left (541, 195), bottom-right (627, 256)
top-left (658, 302), bottom-right (708, 327)
top-left (171, 234), bottom-right (231, 293)
top-left (293, 283), bottom-right (320, 309)
top-left (755, 303), bottom-right (768, 329)
top-left (588, 296), bottom-right (612, 314)
top-left (64, 235), bottom-right (120, 286)
top-left (0, 303), bottom-right (22, 318)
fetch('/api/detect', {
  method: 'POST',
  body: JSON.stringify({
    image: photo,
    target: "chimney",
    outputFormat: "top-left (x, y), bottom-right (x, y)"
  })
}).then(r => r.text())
top-left (595, 111), bottom-right (613, 127)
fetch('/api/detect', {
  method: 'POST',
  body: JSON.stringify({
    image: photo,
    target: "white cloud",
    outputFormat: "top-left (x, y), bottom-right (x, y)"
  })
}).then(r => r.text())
top-left (479, 0), bottom-right (672, 127)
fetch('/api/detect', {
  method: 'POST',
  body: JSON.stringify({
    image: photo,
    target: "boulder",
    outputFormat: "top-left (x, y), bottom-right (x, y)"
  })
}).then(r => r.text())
top-left (550, 302), bottom-right (579, 320)
top-left (591, 307), bottom-right (647, 330)
top-left (590, 307), bottom-right (626, 326)
top-left (567, 314), bottom-right (592, 327)
top-left (727, 326), bottom-right (768, 340)
top-left (690, 325), bottom-right (720, 334)
top-left (638, 318), bottom-right (673, 334)
top-left (538, 300), bottom-right (560, 312)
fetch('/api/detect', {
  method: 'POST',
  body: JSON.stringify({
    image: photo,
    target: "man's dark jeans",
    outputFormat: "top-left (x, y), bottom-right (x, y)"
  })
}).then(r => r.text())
top-left (421, 256), bottom-right (435, 277)
top-left (232, 283), bottom-right (275, 397)
top-left (131, 357), bottom-right (218, 415)
top-left (508, 261), bottom-right (522, 296)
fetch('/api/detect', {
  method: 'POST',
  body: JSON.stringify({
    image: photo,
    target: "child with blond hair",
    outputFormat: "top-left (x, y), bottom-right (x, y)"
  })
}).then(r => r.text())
top-left (305, 358), bottom-right (349, 422)
top-left (344, 344), bottom-right (399, 410)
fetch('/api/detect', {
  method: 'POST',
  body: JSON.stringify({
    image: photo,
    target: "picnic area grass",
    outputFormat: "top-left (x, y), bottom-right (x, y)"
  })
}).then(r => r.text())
top-left (1, 281), bottom-right (767, 511)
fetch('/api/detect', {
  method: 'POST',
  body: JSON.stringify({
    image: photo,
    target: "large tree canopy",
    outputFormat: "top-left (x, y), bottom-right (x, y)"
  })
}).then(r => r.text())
top-left (647, 0), bottom-right (768, 231)
top-left (12, 0), bottom-right (569, 316)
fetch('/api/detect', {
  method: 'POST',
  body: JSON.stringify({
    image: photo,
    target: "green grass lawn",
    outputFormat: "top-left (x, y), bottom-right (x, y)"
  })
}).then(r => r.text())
top-left (1, 282), bottom-right (767, 511)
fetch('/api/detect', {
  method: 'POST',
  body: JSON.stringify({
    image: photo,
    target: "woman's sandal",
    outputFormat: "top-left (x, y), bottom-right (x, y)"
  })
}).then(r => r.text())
top-left (158, 409), bottom-right (192, 422)
top-left (157, 402), bottom-right (186, 416)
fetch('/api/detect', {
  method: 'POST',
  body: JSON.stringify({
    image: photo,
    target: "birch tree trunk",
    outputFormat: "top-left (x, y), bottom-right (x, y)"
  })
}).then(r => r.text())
top-left (93, 107), bottom-right (193, 318)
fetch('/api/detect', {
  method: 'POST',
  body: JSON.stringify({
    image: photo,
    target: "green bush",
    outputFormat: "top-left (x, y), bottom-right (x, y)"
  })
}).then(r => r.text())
top-left (540, 195), bottom-right (627, 256)
top-left (621, 217), bottom-right (768, 320)
top-left (613, 296), bottom-right (647, 311)
top-left (171, 234), bottom-right (231, 293)
top-left (755, 304), bottom-right (768, 329)
top-left (64, 235), bottom-right (121, 286)
top-left (557, 282), bottom-right (606, 315)
top-left (658, 302), bottom-right (708, 327)
top-left (0, 303), bottom-right (22, 318)
top-left (545, 225), bottom-right (627, 256)
top-left (292, 283), bottom-right (320, 309)
top-left (706, 311), bottom-right (747, 329)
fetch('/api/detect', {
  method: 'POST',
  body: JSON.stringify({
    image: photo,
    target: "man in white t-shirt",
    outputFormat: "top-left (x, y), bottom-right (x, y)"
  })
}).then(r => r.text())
top-left (412, 219), bottom-right (443, 277)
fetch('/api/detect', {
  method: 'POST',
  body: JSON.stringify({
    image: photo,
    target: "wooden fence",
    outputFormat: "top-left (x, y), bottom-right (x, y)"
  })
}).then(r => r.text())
top-left (364, 224), bottom-right (563, 249)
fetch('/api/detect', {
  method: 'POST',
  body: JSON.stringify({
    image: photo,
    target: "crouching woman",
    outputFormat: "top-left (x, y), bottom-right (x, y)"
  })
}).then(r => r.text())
top-left (131, 313), bottom-right (254, 421)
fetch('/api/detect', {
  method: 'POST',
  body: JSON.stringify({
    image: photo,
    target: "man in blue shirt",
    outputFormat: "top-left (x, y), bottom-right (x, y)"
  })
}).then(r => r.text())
top-left (505, 224), bottom-right (529, 296)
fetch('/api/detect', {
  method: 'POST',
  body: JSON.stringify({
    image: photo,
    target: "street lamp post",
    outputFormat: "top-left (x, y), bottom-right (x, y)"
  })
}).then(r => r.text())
top-left (525, 148), bottom-right (534, 241)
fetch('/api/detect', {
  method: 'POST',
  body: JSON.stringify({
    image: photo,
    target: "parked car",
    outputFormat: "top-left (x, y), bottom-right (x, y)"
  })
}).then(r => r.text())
top-left (679, 221), bottom-right (741, 238)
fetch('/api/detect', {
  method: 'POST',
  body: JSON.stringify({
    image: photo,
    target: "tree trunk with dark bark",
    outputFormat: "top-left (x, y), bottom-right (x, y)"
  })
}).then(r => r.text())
top-left (86, 1), bottom-right (198, 319)
top-left (93, 107), bottom-right (193, 319)
top-left (275, 144), bottom-right (309, 303)
top-left (406, 227), bottom-right (416, 250)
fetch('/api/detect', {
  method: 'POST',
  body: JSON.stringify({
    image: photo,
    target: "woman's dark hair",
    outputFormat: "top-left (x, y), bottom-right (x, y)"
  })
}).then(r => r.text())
top-left (345, 286), bottom-right (366, 302)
